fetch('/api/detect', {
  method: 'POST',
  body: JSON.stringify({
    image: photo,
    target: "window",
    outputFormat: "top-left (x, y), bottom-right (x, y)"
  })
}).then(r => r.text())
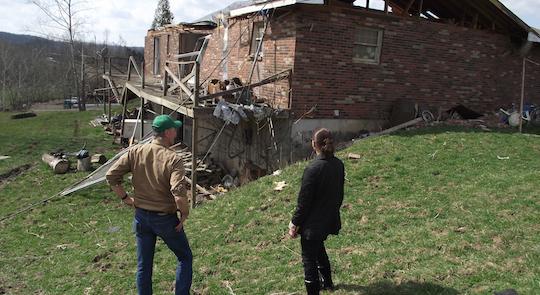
top-left (250, 22), bottom-right (265, 57)
top-left (153, 37), bottom-right (160, 75)
top-left (353, 27), bottom-right (383, 64)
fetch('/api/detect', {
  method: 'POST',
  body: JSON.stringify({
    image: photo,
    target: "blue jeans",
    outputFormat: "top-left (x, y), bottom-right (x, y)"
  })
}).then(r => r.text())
top-left (134, 208), bottom-right (193, 295)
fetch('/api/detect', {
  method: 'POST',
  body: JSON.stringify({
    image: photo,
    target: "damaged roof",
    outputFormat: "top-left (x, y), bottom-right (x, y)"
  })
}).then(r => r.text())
top-left (389, 0), bottom-right (536, 38)
top-left (184, 0), bottom-right (537, 40)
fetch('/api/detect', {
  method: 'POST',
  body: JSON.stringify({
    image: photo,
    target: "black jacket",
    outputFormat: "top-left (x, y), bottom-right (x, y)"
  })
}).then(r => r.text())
top-left (292, 154), bottom-right (345, 240)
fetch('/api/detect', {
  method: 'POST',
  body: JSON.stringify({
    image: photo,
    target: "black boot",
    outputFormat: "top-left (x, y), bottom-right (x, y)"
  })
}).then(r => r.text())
top-left (305, 280), bottom-right (320, 295)
top-left (318, 267), bottom-right (335, 291)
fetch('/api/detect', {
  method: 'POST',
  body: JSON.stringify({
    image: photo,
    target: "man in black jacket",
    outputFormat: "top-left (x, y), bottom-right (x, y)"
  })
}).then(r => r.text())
top-left (289, 128), bottom-right (345, 295)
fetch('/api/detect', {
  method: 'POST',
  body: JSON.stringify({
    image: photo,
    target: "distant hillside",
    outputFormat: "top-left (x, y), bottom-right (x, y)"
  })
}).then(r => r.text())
top-left (0, 31), bottom-right (143, 54)
top-left (0, 31), bottom-right (143, 111)
top-left (0, 31), bottom-right (51, 44)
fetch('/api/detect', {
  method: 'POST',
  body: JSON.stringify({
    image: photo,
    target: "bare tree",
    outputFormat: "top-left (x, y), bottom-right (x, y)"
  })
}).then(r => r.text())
top-left (31, 0), bottom-right (88, 111)
top-left (0, 42), bottom-right (15, 110)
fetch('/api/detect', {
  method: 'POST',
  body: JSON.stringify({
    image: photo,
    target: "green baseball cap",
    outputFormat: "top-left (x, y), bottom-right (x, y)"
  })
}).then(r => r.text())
top-left (152, 115), bottom-right (182, 132)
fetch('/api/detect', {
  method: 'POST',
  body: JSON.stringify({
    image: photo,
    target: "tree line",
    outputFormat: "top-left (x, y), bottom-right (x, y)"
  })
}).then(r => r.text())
top-left (0, 34), bottom-right (142, 111)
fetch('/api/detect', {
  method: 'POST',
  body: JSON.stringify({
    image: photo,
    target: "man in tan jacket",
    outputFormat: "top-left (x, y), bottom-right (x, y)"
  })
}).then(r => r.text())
top-left (106, 115), bottom-right (191, 295)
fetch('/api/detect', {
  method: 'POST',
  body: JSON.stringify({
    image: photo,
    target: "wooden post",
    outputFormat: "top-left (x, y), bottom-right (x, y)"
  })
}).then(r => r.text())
top-left (384, 0), bottom-right (389, 13)
top-left (366, 0), bottom-right (369, 9)
top-left (190, 61), bottom-right (200, 208)
top-left (120, 90), bottom-right (128, 139)
top-left (103, 56), bottom-right (107, 114)
top-left (519, 58), bottom-right (525, 133)
top-left (418, 0), bottom-right (423, 17)
top-left (80, 46), bottom-right (86, 111)
top-left (140, 97), bottom-right (145, 140)
top-left (108, 92), bottom-right (112, 123)
top-left (141, 61), bottom-right (145, 89)
top-left (127, 57), bottom-right (132, 81)
top-left (163, 63), bottom-right (168, 96)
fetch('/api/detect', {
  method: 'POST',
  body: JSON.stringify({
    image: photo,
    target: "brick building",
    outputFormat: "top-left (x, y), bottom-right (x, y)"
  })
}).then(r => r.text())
top-left (132, 0), bottom-right (540, 180)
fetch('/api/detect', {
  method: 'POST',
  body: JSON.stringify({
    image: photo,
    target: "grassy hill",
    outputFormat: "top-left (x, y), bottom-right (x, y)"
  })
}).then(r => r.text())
top-left (0, 111), bottom-right (539, 294)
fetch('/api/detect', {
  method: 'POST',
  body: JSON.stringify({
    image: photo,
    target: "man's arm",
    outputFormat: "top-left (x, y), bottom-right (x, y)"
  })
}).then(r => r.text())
top-left (106, 153), bottom-right (134, 206)
top-left (170, 158), bottom-right (189, 230)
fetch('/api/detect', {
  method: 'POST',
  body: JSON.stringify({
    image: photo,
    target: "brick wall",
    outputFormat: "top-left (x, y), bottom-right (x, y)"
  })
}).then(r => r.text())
top-left (291, 5), bottom-right (540, 120)
top-left (200, 12), bottom-right (297, 109)
top-left (144, 28), bottom-right (182, 80)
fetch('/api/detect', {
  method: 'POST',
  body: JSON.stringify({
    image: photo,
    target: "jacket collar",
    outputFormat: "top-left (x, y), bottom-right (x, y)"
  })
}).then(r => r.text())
top-left (152, 137), bottom-right (170, 148)
top-left (316, 153), bottom-right (331, 160)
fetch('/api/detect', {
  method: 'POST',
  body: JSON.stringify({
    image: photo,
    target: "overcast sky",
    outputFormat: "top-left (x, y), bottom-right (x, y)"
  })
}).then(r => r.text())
top-left (0, 0), bottom-right (539, 47)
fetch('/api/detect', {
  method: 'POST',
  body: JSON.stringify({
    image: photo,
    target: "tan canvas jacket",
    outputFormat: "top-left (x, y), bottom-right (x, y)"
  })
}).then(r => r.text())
top-left (106, 138), bottom-right (187, 213)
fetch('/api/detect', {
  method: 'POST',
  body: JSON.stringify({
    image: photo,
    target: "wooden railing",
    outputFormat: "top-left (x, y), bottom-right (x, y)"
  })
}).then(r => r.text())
top-left (127, 56), bottom-right (145, 89)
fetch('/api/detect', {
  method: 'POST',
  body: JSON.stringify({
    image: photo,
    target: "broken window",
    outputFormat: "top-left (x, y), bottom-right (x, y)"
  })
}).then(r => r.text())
top-left (250, 22), bottom-right (265, 57)
top-left (353, 27), bottom-right (383, 64)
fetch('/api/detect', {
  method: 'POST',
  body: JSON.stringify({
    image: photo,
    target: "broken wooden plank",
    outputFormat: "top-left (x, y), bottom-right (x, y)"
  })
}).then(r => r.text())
top-left (185, 177), bottom-right (215, 199)
top-left (376, 117), bottom-right (423, 136)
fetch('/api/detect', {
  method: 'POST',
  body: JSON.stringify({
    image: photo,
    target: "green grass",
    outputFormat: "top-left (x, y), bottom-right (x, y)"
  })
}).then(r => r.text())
top-left (1, 112), bottom-right (540, 294)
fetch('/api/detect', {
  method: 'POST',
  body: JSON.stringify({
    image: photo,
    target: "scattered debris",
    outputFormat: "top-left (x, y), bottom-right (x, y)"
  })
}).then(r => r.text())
top-left (497, 156), bottom-right (510, 160)
top-left (211, 185), bottom-right (228, 194)
top-left (273, 181), bottom-right (287, 191)
top-left (41, 153), bottom-right (69, 174)
top-left (272, 170), bottom-right (282, 176)
top-left (478, 124), bottom-right (491, 132)
top-left (447, 104), bottom-right (483, 120)
top-left (91, 154), bottom-right (107, 164)
top-left (454, 226), bottom-right (467, 233)
top-left (348, 153), bottom-right (361, 160)
top-left (10, 112), bottom-right (37, 120)
top-left (222, 175), bottom-right (236, 189)
top-left (107, 226), bottom-right (120, 233)
top-left (0, 156), bottom-right (10, 161)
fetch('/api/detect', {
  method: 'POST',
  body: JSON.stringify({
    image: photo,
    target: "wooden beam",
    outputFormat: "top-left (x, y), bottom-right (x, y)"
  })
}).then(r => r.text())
top-left (404, 0), bottom-right (416, 16)
top-left (102, 74), bottom-right (120, 99)
top-left (140, 97), bottom-right (145, 140)
top-left (191, 61), bottom-right (200, 208)
top-left (124, 82), bottom-right (199, 118)
top-left (199, 69), bottom-right (291, 101)
top-left (120, 90), bottom-right (128, 138)
top-left (164, 65), bottom-right (194, 101)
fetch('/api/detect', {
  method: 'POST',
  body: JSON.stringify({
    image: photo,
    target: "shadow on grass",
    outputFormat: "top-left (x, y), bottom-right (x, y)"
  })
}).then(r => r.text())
top-left (336, 280), bottom-right (459, 295)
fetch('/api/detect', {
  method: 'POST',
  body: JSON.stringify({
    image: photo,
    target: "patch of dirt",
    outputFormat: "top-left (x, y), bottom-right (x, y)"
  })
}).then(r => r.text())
top-left (0, 164), bottom-right (32, 186)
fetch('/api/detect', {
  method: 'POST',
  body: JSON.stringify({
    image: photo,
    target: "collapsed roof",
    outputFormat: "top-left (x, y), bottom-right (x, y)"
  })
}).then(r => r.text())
top-left (182, 0), bottom-right (537, 40)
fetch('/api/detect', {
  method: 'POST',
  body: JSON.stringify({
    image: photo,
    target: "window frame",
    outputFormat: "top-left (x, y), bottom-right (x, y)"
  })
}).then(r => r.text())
top-left (353, 27), bottom-right (384, 65)
top-left (249, 21), bottom-right (265, 58)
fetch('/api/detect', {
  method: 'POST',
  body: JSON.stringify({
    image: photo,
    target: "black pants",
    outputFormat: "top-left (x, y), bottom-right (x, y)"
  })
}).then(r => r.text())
top-left (301, 236), bottom-right (331, 283)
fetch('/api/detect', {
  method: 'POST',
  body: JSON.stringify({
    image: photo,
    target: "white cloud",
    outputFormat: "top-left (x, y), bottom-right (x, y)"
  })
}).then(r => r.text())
top-left (0, 0), bottom-right (539, 47)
